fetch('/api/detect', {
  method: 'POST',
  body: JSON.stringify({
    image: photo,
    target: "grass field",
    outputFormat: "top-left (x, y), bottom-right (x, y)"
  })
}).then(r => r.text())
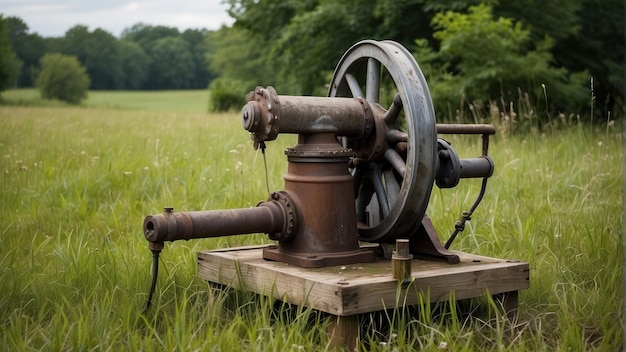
top-left (0, 89), bottom-right (623, 350)
top-left (1, 88), bottom-right (212, 113)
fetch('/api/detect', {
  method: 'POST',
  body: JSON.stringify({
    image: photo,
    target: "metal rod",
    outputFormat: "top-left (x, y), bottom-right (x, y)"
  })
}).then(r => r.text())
top-left (366, 58), bottom-right (380, 103)
top-left (143, 204), bottom-right (286, 243)
top-left (436, 124), bottom-right (496, 135)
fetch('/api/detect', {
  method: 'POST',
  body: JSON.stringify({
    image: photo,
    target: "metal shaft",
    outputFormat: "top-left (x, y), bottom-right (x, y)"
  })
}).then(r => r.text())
top-left (242, 87), bottom-right (374, 146)
top-left (143, 202), bottom-right (289, 243)
top-left (459, 157), bottom-right (494, 179)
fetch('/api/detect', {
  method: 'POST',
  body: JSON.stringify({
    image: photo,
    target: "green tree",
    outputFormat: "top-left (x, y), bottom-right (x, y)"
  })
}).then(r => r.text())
top-left (118, 40), bottom-right (151, 89)
top-left (0, 15), bottom-right (21, 91)
top-left (551, 0), bottom-right (624, 116)
top-left (222, 0), bottom-right (621, 119)
top-left (413, 4), bottom-right (588, 118)
top-left (207, 27), bottom-right (272, 88)
top-left (148, 37), bottom-right (196, 89)
top-left (121, 23), bottom-right (180, 50)
top-left (5, 16), bottom-right (46, 87)
top-left (122, 23), bottom-right (207, 90)
top-left (227, 0), bottom-right (381, 95)
top-left (223, 0), bottom-right (500, 95)
top-left (60, 26), bottom-right (123, 89)
top-left (36, 53), bottom-right (90, 104)
top-left (206, 27), bottom-right (263, 111)
top-left (181, 28), bottom-right (214, 88)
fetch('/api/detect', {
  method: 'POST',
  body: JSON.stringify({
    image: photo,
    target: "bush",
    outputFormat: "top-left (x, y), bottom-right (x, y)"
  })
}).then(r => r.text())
top-left (413, 4), bottom-right (588, 121)
top-left (208, 78), bottom-right (248, 112)
top-left (35, 53), bottom-right (90, 104)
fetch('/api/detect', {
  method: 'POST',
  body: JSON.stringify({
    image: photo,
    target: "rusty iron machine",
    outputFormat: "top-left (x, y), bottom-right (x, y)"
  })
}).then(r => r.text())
top-left (142, 40), bottom-right (528, 348)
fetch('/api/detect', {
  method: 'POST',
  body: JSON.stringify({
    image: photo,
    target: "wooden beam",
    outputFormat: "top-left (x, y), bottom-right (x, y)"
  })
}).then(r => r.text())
top-left (197, 246), bottom-right (529, 316)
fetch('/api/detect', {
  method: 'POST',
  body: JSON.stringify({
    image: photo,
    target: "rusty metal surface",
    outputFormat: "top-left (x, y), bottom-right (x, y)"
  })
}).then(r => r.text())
top-left (409, 216), bottom-right (460, 264)
top-left (264, 133), bottom-right (376, 267)
top-left (143, 193), bottom-right (297, 243)
top-left (242, 87), bottom-right (374, 148)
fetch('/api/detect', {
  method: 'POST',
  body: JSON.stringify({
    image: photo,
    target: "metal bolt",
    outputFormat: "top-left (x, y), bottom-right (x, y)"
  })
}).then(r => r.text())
top-left (392, 239), bottom-right (413, 284)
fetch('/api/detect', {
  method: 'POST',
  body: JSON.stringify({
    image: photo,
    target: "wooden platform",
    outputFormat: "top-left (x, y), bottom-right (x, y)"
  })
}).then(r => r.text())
top-left (197, 245), bottom-right (529, 316)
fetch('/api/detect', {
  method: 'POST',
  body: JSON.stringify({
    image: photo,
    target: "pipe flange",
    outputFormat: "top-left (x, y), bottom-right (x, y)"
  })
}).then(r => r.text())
top-left (242, 86), bottom-right (281, 149)
top-left (267, 191), bottom-right (297, 242)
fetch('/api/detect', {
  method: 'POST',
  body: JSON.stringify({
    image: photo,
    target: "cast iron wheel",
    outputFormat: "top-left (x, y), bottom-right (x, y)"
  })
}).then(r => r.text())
top-left (328, 40), bottom-right (437, 243)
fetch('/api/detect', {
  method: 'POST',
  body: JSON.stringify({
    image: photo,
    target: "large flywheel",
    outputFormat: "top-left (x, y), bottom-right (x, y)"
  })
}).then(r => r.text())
top-left (328, 40), bottom-right (438, 243)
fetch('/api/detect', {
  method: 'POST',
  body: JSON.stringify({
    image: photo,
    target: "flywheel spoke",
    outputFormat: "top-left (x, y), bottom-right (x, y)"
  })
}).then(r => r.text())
top-left (386, 129), bottom-right (408, 144)
top-left (366, 58), bottom-right (380, 103)
top-left (384, 149), bottom-right (406, 176)
top-left (370, 163), bottom-right (390, 218)
top-left (383, 169), bottom-right (400, 205)
top-left (383, 93), bottom-right (402, 124)
top-left (346, 73), bottom-right (364, 98)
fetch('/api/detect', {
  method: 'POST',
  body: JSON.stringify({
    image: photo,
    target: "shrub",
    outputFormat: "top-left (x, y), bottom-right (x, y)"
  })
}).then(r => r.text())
top-left (413, 4), bottom-right (588, 121)
top-left (208, 78), bottom-right (248, 112)
top-left (35, 53), bottom-right (90, 104)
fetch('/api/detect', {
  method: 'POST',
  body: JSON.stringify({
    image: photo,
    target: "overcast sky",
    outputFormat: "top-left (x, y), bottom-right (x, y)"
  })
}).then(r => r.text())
top-left (1, 0), bottom-right (235, 37)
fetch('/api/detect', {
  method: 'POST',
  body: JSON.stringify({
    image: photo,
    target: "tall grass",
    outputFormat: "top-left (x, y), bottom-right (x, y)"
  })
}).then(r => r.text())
top-left (1, 88), bottom-right (211, 113)
top-left (0, 99), bottom-right (622, 350)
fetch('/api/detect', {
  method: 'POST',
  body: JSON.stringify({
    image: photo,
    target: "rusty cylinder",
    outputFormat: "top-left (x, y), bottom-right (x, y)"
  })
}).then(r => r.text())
top-left (242, 87), bottom-right (374, 146)
top-left (143, 194), bottom-right (296, 244)
top-left (279, 133), bottom-right (360, 254)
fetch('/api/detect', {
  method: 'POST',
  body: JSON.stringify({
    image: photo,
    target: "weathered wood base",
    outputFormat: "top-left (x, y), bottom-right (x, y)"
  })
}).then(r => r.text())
top-left (197, 245), bottom-right (529, 350)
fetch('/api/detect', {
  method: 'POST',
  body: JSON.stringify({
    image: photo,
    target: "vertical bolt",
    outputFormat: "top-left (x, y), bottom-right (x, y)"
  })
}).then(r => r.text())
top-left (392, 239), bottom-right (413, 284)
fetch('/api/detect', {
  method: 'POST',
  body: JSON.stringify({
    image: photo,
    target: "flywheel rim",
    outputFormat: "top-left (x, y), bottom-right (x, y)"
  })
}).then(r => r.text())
top-left (328, 40), bottom-right (437, 242)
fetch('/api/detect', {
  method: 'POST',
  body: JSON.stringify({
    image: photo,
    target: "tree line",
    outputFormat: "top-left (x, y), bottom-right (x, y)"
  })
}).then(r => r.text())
top-left (2, 17), bottom-right (214, 90)
top-left (212, 0), bottom-right (623, 118)
top-left (1, 0), bottom-right (624, 118)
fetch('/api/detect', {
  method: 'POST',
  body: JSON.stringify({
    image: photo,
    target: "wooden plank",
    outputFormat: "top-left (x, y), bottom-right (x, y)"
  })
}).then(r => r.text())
top-left (197, 246), bottom-right (529, 316)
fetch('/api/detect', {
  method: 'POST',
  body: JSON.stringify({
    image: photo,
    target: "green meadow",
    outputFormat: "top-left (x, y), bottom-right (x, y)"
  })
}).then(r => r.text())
top-left (1, 88), bottom-right (211, 113)
top-left (0, 90), bottom-right (622, 350)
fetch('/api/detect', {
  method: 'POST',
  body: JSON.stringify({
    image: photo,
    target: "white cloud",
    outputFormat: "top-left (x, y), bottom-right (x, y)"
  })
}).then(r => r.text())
top-left (1, 0), bottom-right (234, 37)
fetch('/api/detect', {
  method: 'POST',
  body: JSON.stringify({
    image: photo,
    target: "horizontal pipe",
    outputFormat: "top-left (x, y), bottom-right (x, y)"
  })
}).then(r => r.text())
top-left (436, 124), bottom-right (496, 135)
top-left (386, 124), bottom-right (496, 145)
top-left (242, 91), bottom-right (374, 143)
top-left (459, 156), bottom-right (494, 179)
top-left (144, 203), bottom-right (285, 243)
